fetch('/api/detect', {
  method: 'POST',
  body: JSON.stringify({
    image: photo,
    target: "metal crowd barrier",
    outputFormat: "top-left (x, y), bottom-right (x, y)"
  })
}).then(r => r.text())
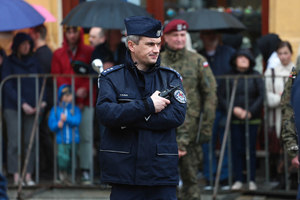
top-left (0, 73), bottom-right (97, 186)
top-left (0, 73), bottom-right (297, 195)
top-left (206, 74), bottom-right (296, 194)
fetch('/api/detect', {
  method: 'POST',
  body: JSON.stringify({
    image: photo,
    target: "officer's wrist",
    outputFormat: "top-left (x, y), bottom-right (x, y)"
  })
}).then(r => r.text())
top-left (143, 97), bottom-right (155, 115)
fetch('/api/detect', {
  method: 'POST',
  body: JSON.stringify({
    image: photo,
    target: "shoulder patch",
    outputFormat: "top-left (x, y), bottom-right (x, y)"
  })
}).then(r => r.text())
top-left (101, 64), bottom-right (125, 76)
top-left (160, 66), bottom-right (183, 81)
top-left (203, 61), bottom-right (209, 68)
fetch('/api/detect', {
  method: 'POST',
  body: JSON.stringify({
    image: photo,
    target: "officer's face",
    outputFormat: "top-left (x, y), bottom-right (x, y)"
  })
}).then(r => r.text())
top-left (164, 30), bottom-right (186, 50)
top-left (277, 46), bottom-right (292, 66)
top-left (130, 36), bottom-right (161, 67)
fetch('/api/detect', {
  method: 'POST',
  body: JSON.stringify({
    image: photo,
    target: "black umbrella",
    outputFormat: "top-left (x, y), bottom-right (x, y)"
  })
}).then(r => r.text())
top-left (61, 0), bottom-right (151, 30)
top-left (175, 9), bottom-right (246, 33)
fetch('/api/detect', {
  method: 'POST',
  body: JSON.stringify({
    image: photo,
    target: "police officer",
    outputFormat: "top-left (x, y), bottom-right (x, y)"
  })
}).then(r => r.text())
top-left (161, 19), bottom-right (217, 200)
top-left (96, 16), bottom-right (187, 200)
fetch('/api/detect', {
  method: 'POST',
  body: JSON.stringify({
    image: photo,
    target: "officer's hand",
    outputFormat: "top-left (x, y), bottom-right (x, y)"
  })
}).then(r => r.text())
top-left (178, 150), bottom-right (187, 158)
top-left (151, 91), bottom-right (170, 113)
top-left (22, 103), bottom-right (36, 115)
top-left (292, 155), bottom-right (299, 168)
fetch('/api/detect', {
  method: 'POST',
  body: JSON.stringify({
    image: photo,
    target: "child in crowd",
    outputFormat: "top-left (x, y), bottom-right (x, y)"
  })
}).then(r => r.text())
top-left (219, 49), bottom-right (264, 191)
top-left (48, 84), bottom-right (81, 184)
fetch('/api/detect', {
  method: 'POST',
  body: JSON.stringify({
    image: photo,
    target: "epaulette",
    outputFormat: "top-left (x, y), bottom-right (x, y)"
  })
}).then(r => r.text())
top-left (160, 66), bottom-right (183, 81)
top-left (101, 64), bottom-right (125, 76)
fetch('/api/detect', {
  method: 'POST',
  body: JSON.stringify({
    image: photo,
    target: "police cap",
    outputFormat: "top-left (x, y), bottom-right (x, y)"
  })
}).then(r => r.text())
top-left (124, 16), bottom-right (162, 38)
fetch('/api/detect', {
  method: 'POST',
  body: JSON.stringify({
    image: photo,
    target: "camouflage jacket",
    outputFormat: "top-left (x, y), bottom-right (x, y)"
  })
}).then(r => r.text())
top-left (280, 65), bottom-right (299, 158)
top-left (161, 46), bottom-right (217, 151)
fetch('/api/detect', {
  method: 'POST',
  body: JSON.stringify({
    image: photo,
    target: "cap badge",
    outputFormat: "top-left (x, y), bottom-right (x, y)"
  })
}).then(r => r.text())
top-left (156, 30), bottom-right (161, 37)
top-left (177, 24), bottom-right (182, 31)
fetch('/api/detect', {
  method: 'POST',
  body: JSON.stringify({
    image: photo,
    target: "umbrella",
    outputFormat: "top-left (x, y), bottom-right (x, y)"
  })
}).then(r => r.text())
top-left (0, 0), bottom-right (45, 32)
top-left (32, 5), bottom-right (56, 23)
top-left (175, 9), bottom-right (246, 33)
top-left (61, 0), bottom-right (151, 30)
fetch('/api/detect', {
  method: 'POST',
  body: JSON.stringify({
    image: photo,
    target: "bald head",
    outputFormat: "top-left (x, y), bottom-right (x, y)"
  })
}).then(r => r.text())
top-left (89, 27), bottom-right (106, 47)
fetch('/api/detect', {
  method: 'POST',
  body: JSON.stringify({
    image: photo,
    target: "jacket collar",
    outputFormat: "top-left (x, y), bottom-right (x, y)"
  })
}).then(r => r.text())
top-left (163, 44), bottom-right (186, 63)
top-left (125, 49), bottom-right (161, 73)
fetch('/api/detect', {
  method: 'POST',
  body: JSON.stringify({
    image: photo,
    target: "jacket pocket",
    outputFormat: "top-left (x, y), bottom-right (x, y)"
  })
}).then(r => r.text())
top-left (152, 143), bottom-right (179, 182)
top-left (156, 143), bottom-right (178, 156)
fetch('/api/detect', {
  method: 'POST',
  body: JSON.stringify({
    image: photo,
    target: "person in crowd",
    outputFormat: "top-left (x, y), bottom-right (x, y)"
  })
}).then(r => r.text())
top-left (29, 24), bottom-right (54, 179)
top-left (0, 47), bottom-right (6, 170)
top-left (265, 41), bottom-right (294, 183)
top-left (219, 49), bottom-right (264, 191)
top-left (198, 30), bottom-right (236, 189)
top-left (257, 33), bottom-right (282, 69)
top-left (89, 27), bottom-right (114, 70)
top-left (48, 84), bottom-right (81, 185)
top-left (1, 32), bottom-right (47, 186)
top-left (0, 47), bottom-right (6, 78)
top-left (29, 24), bottom-right (53, 74)
top-left (106, 29), bottom-right (127, 65)
top-left (96, 16), bottom-right (186, 199)
top-left (51, 26), bottom-right (94, 184)
top-left (88, 26), bottom-right (115, 184)
top-left (0, 173), bottom-right (8, 200)
top-left (160, 19), bottom-right (217, 199)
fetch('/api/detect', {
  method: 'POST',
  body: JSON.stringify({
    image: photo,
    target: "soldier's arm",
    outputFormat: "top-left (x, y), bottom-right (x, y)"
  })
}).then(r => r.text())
top-left (198, 58), bottom-right (217, 143)
top-left (280, 77), bottom-right (298, 158)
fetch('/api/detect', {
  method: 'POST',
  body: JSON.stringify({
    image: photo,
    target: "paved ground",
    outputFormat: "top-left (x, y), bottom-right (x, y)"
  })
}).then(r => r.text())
top-left (7, 187), bottom-right (296, 200)
top-left (8, 187), bottom-right (111, 200)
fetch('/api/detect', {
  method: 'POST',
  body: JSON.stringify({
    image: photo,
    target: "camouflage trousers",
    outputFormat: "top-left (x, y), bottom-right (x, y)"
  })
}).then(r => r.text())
top-left (178, 143), bottom-right (203, 200)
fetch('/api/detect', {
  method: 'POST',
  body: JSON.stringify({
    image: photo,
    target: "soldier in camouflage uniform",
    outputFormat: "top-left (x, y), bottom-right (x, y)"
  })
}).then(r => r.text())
top-left (161, 19), bottom-right (217, 200)
top-left (280, 62), bottom-right (300, 165)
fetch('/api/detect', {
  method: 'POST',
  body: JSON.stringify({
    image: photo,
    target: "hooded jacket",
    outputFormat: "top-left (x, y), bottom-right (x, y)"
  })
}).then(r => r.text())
top-left (48, 84), bottom-right (81, 144)
top-left (2, 33), bottom-right (45, 110)
top-left (51, 28), bottom-right (94, 106)
top-left (219, 49), bottom-right (264, 120)
top-left (96, 50), bottom-right (186, 186)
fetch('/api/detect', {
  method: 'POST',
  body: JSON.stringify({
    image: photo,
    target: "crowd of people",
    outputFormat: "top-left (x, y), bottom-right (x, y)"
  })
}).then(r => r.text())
top-left (0, 15), bottom-right (299, 200)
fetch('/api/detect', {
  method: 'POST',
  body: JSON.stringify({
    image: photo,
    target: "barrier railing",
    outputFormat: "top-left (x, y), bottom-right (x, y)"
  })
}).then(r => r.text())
top-left (0, 73), bottom-right (297, 195)
top-left (0, 73), bottom-right (97, 186)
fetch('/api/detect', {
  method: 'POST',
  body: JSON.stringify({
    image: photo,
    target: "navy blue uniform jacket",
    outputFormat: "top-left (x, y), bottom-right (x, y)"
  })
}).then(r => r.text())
top-left (96, 51), bottom-right (186, 186)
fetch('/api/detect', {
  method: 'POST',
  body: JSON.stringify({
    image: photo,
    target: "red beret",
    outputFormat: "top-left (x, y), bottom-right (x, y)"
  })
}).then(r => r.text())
top-left (163, 19), bottom-right (189, 34)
